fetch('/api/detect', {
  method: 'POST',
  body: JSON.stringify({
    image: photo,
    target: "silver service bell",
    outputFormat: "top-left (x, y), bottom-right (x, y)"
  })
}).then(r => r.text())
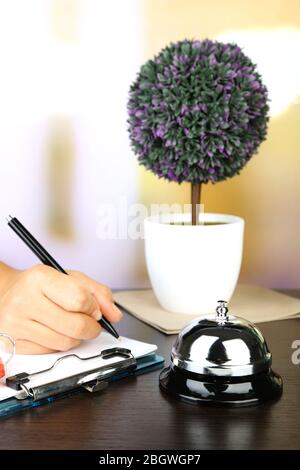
top-left (159, 301), bottom-right (283, 406)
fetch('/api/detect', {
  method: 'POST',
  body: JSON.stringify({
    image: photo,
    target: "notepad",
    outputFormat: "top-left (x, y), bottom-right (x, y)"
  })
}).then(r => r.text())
top-left (0, 333), bottom-right (157, 402)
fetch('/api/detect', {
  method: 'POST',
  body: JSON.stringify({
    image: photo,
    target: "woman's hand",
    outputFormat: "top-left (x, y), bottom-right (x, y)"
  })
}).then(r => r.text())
top-left (0, 264), bottom-right (122, 354)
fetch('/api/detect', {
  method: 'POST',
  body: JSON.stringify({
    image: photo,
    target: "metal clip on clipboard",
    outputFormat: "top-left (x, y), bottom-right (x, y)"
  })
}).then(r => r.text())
top-left (6, 347), bottom-right (137, 401)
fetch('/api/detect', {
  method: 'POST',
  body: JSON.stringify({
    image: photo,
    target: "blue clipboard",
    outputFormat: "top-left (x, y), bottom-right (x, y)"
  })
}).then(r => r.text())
top-left (0, 347), bottom-right (164, 419)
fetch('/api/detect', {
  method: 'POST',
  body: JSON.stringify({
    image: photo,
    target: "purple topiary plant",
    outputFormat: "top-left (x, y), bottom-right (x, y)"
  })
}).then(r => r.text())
top-left (127, 39), bottom-right (269, 224)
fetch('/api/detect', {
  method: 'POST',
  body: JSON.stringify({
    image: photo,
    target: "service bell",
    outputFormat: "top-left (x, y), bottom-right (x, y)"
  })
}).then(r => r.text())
top-left (159, 301), bottom-right (283, 406)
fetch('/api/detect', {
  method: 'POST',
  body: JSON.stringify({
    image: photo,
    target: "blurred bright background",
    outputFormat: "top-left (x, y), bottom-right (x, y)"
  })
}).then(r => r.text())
top-left (0, 0), bottom-right (299, 289)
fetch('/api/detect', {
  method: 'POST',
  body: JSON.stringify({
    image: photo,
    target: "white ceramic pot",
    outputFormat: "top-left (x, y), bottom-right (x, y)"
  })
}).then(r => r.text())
top-left (144, 213), bottom-right (244, 315)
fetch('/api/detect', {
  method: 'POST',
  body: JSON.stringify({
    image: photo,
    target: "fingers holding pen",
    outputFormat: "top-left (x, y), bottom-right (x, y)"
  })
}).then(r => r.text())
top-left (0, 264), bottom-right (118, 355)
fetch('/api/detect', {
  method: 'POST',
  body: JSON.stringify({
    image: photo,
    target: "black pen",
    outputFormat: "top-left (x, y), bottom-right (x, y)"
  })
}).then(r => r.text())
top-left (6, 216), bottom-right (119, 340)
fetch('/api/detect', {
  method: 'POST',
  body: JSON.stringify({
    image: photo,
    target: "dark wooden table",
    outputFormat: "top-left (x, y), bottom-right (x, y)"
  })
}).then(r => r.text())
top-left (0, 291), bottom-right (300, 450)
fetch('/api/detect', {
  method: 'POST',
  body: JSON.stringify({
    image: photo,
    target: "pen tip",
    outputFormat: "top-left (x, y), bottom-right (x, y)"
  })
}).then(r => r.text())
top-left (6, 215), bottom-right (13, 223)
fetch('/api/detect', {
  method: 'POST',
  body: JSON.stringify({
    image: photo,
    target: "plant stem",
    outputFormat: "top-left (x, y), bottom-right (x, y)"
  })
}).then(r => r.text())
top-left (191, 183), bottom-right (202, 225)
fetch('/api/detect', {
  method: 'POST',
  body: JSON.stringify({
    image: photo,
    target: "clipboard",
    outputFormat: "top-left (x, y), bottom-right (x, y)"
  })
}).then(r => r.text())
top-left (0, 347), bottom-right (164, 418)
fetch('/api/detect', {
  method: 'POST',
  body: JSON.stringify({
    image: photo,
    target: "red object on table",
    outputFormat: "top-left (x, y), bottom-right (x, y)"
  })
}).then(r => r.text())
top-left (0, 358), bottom-right (5, 379)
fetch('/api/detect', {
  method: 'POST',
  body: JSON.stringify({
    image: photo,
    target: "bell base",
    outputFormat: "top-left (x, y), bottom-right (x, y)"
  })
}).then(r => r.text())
top-left (159, 366), bottom-right (283, 407)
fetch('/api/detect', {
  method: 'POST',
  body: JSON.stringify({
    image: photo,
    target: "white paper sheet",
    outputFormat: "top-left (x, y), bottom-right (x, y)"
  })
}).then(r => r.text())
top-left (0, 333), bottom-right (157, 401)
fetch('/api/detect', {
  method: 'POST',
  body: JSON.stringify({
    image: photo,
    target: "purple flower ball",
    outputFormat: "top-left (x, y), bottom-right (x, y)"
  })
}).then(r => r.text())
top-left (127, 39), bottom-right (269, 184)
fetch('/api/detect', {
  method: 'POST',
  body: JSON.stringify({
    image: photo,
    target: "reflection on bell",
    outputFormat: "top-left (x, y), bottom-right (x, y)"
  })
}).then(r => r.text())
top-left (159, 301), bottom-right (283, 406)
